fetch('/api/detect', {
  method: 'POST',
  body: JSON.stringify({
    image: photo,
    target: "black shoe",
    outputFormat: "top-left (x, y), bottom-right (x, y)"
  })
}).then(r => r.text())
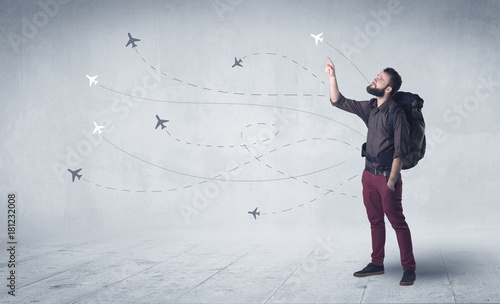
top-left (400, 269), bottom-right (416, 286)
top-left (353, 263), bottom-right (385, 277)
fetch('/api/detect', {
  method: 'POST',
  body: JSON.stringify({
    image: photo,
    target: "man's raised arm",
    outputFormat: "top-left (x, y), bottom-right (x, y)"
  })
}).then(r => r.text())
top-left (325, 56), bottom-right (340, 103)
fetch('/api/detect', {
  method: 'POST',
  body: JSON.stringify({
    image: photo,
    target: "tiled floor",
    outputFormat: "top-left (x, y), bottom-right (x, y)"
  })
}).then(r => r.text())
top-left (1, 226), bottom-right (499, 303)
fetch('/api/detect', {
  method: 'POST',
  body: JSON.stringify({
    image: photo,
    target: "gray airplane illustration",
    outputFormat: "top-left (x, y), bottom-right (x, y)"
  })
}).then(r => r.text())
top-left (68, 168), bottom-right (82, 182)
top-left (126, 33), bottom-right (140, 48)
top-left (248, 207), bottom-right (260, 220)
top-left (232, 57), bottom-right (243, 68)
top-left (155, 115), bottom-right (169, 130)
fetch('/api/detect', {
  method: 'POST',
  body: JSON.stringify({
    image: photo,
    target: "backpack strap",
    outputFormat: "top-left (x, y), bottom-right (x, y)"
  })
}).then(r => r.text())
top-left (386, 103), bottom-right (403, 141)
top-left (365, 99), bottom-right (376, 124)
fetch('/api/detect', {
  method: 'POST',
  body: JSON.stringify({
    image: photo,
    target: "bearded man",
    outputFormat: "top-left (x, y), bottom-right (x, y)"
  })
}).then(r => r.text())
top-left (325, 57), bottom-right (416, 286)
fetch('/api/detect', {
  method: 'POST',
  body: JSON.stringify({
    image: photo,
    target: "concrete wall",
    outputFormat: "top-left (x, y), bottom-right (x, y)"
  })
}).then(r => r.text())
top-left (1, 0), bottom-right (499, 237)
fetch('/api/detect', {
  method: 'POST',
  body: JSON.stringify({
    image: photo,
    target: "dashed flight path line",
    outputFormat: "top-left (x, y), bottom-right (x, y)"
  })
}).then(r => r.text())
top-left (79, 121), bottom-right (361, 215)
top-left (134, 48), bottom-right (326, 97)
top-left (260, 173), bottom-right (360, 218)
top-left (84, 126), bottom-right (361, 207)
top-left (76, 35), bottom-right (369, 217)
top-left (132, 36), bottom-right (371, 95)
top-left (97, 84), bottom-right (365, 138)
top-left (159, 121), bottom-right (360, 201)
top-left (83, 125), bottom-right (360, 197)
top-left (100, 135), bottom-right (348, 183)
top-left (144, 118), bottom-right (360, 188)
top-left (163, 122), bottom-right (279, 150)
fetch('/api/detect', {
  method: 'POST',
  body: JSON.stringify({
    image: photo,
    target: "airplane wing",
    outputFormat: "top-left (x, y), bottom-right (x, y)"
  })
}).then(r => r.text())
top-left (251, 207), bottom-right (259, 219)
top-left (126, 33), bottom-right (132, 47)
top-left (126, 33), bottom-right (140, 47)
top-left (155, 115), bottom-right (164, 129)
top-left (68, 169), bottom-right (81, 182)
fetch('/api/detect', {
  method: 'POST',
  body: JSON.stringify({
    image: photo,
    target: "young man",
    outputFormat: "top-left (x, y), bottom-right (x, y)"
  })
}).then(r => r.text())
top-left (325, 57), bottom-right (416, 286)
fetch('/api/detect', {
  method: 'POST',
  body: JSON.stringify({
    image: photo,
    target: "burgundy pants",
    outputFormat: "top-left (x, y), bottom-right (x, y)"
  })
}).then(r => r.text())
top-left (361, 169), bottom-right (416, 271)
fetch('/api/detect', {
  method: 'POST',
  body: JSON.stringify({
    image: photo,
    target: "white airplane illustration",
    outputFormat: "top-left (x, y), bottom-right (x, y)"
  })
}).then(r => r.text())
top-left (93, 122), bottom-right (105, 134)
top-left (126, 33), bottom-right (140, 48)
top-left (86, 75), bottom-right (98, 87)
top-left (67, 168), bottom-right (82, 182)
top-left (248, 207), bottom-right (260, 220)
top-left (155, 115), bottom-right (169, 130)
top-left (232, 57), bottom-right (243, 68)
top-left (311, 32), bottom-right (324, 45)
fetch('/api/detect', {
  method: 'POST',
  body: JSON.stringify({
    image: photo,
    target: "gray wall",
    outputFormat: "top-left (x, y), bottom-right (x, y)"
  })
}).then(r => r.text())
top-left (1, 0), bottom-right (499, 238)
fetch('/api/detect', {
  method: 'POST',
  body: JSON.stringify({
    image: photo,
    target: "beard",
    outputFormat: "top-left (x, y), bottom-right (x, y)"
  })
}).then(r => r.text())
top-left (366, 83), bottom-right (387, 97)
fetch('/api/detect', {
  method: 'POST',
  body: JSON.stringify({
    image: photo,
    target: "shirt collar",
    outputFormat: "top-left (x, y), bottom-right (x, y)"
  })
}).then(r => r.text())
top-left (376, 96), bottom-right (394, 112)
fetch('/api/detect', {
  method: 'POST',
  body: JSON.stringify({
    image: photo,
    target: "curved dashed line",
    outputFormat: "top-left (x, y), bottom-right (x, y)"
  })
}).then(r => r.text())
top-left (172, 128), bottom-right (360, 199)
top-left (133, 48), bottom-right (326, 97)
top-left (100, 136), bottom-right (347, 184)
top-left (261, 178), bottom-right (360, 217)
top-left (247, 137), bottom-right (360, 195)
top-left (98, 83), bottom-right (365, 139)
top-left (88, 133), bottom-right (356, 202)
top-left (79, 40), bottom-right (370, 216)
top-left (85, 125), bottom-right (362, 208)
top-left (243, 136), bottom-right (361, 216)
top-left (161, 122), bottom-right (279, 150)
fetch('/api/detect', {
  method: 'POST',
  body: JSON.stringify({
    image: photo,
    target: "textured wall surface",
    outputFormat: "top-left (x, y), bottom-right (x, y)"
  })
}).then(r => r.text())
top-left (1, 0), bottom-right (499, 238)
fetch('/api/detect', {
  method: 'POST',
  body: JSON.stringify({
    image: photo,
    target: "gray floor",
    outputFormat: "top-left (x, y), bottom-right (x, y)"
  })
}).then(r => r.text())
top-left (1, 226), bottom-right (499, 304)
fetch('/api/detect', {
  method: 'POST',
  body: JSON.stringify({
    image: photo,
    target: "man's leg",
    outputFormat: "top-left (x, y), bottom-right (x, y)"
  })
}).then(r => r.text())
top-left (380, 176), bottom-right (416, 271)
top-left (361, 170), bottom-right (386, 267)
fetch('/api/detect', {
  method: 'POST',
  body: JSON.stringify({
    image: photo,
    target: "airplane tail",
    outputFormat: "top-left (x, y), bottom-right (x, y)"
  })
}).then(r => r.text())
top-left (77, 174), bottom-right (82, 180)
top-left (257, 212), bottom-right (260, 216)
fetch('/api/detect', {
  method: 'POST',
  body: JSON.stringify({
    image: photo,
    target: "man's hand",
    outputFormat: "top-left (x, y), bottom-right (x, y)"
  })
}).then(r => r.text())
top-left (387, 157), bottom-right (403, 192)
top-left (326, 56), bottom-right (340, 103)
top-left (387, 180), bottom-right (396, 191)
top-left (325, 56), bottom-right (336, 78)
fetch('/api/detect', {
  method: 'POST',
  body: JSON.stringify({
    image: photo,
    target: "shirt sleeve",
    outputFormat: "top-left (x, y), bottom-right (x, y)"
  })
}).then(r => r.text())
top-left (392, 110), bottom-right (410, 159)
top-left (331, 94), bottom-right (371, 125)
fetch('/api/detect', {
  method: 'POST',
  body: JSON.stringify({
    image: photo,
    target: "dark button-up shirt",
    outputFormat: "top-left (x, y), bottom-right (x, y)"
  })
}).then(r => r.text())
top-left (332, 94), bottom-right (410, 170)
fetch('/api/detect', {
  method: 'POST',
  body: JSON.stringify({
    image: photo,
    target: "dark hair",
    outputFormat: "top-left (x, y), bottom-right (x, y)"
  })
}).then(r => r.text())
top-left (384, 67), bottom-right (402, 96)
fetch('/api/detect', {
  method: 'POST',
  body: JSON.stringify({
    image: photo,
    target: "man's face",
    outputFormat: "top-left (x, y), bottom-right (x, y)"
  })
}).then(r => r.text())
top-left (366, 71), bottom-right (391, 97)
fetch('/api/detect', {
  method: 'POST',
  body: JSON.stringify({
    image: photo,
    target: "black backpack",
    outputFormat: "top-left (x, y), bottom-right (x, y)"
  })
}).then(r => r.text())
top-left (363, 91), bottom-right (426, 170)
